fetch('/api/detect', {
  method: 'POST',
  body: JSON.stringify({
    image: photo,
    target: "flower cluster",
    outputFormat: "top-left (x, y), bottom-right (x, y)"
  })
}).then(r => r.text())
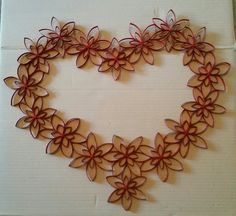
top-left (3, 10), bottom-right (230, 211)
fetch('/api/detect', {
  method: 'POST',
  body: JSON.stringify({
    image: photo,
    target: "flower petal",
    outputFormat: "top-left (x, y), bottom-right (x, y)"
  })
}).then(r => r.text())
top-left (46, 140), bottom-right (60, 154)
top-left (87, 132), bottom-right (97, 149)
top-left (15, 116), bottom-right (31, 129)
top-left (157, 164), bottom-right (168, 182)
top-left (165, 119), bottom-right (178, 131)
top-left (11, 90), bottom-right (24, 106)
top-left (113, 161), bottom-right (124, 176)
top-left (142, 50), bottom-right (154, 65)
top-left (40, 129), bottom-right (53, 139)
top-left (112, 135), bottom-right (124, 151)
top-left (98, 61), bottom-right (111, 72)
top-left (179, 143), bottom-right (190, 158)
top-left (121, 193), bottom-right (132, 211)
top-left (17, 53), bottom-right (32, 64)
top-left (112, 68), bottom-right (121, 80)
top-left (61, 143), bottom-right (73, 157)
top-left (86, 161), bottom-right (97, 181)
top-left (129, 136), bottom-right (143, 151)
top-left (189, 61), bottom-right (202, 74)
top-left (4, 77), bottom-right (19, 89)
top-left (141, 159), bottom-right (155, 172)
top-left (121, 61), bottom-right (134, 71)
top-left (106, 176), bottom-right (122, 188)
top-left (213, 104), bottom-right (226, 114)
top-left (76, 52), bottom-right (89, 68)
top-left (51, 115), bottom-right (64, 130)
top-left (33, 86), bottom-right (48, 97)
top-left (88, 26), bottom-right (100, 41)
top-left (217, 62), bottom-right (230, 75)
top-left (97, 143), bottom-right (113, 155)
top-left (168, 158), bottom-right (183, 171)
top-left (108, 189), bottom-right (122, 203)
top-left (66, 118), bottom-right (80, 133)
top-left (132, 176), bottom-right (146, 187)
top-left (181, 102), bottom-right (196, 111)
top-left (192, 136), bottom-right (207, 149)
top-left (30, 123), bottom-right (40, 138)
top-left (69, 156), bottom-right (86, 168)
top-left (187, 75), bottom-right (202, 87)
top-left (165, 133), bottom-right (178, 143)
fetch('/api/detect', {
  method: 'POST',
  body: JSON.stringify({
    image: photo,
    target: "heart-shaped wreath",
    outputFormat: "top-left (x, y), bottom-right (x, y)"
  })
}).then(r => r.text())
top-left (3, 10), bottom-right (230, 211)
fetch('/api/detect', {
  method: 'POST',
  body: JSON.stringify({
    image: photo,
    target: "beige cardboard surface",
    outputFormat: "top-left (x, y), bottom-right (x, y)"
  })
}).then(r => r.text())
top-left (0, 0), bottom-right (236, 215)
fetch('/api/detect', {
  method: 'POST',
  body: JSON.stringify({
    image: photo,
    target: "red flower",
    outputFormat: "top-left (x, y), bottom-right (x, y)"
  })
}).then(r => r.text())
top-left (17, 36), bottom-right (59, 70)
top-left (165, 111), bottom-right (208, 158)
top-left (174, 27), bottom-right (214, 65)
top-left (153, 9), bottom-right (189, 52)
top-left (40, 115), bottom-right (85, 158)
top-left (107, 175), bottom-right (146, 211)
top-left (40, 17), bottom-right (75, 57)
top-left (69, 132), bottom-right (113, 181)
top-left (119, 23), bottom-right (164, 64)
top-left (98, 38), bottom-right (134, 80)
top-left (188, 52), bottom-right (230, 91)
top-left (104, 135), bottom-right (147, 177)
top-left (67, 27), bottom-right (110, 67)
top-left (140, 133), bottom-right (182, 182)
top-left (4, 65), bottom-right (48, 106)
top-left (16, 97), bottom-right (56, 138)
top-left (182, 88), bottom-right (226, 127)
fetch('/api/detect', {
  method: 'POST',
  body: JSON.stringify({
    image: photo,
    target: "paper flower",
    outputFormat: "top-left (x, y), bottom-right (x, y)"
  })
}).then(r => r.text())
top-left (119, 23), bottom-right (164, 64)
top-left (107, 175), bottom-right (146, 211)
top-left (4, 65), bottom-right (48, 106)
top-left (153, 9), bottom-right (189, 52)
top-left (69, 132), bottom-right (113, 181)
top-left (104, 135), bottom-right (147, 177)
top-left (17, 36), bottom-right (59, 71)
top-left (16, 97), bottom-right (56, 138)
top-left (174, 27), bottom-right (214, 65)
top-left (40, 115), bottom-right (85, 158)
top-left (188, 52), bottom-right (230, 91)
top-left (40, 17), bottom-right (75, 57)
top-left (98, 38), bottom-right (134, 80)
top-left (182, 88), bottom-right (226, 127)
top-left (140, 133), bottom-right (182, 182)
top-left (165, 111), bottom-right (208, 158)
top-left (67, 27), bottom-right (110, 67)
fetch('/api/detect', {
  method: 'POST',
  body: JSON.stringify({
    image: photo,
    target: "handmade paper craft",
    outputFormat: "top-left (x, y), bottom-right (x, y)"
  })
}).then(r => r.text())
top-left (3, 10), bottom-right (230, 211)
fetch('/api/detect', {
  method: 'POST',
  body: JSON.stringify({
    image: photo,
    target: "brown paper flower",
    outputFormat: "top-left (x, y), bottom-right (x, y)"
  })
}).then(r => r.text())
top-left (40, 115), bottom-right (85, 157)
top-left (104, 136), bottom-right (147, 177)
top-left (98, 38), bottom-right (134, 80)
top-left (40, 17), bottom-right (75, 57)
top-left (182, 88), bottom-right (226, 127)
top-left (16, 97), bottom-right (56, 138)
top-left (69, 132), bottom-right (113, 181)
top-left (4, 65), bottom-right (48, 106)
top-left (119, 23), bottom-right (164, 64)
top-left (140, 133), bottom-right (182, 182)
top-left (17, 36), bottom-right (59, 73)
top-left (174, 27), bottom-right (214, 65)
top-left (107, 175), bottom-right (146, 211)
top-left (153, 9), bottom-right (189, 52)
top-left (67, 27), bottom-right (110, 67)
top-left (165, 110), bottom-right (208, 158)
top-left (188, 52), bottom-right (230, 91)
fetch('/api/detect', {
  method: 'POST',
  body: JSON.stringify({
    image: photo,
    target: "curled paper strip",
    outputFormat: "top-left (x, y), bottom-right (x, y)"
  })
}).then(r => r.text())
top-left (3, 10), bottom-right (230, 211)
